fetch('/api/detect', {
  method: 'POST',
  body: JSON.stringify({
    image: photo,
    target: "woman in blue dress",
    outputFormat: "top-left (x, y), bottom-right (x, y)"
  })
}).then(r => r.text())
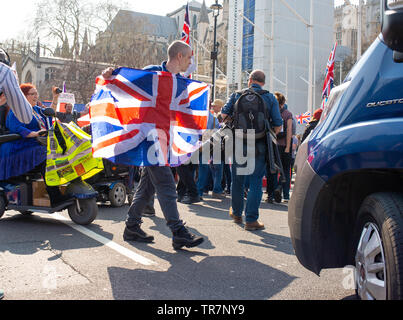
top-left (0, 83), bottom-right (68, 206)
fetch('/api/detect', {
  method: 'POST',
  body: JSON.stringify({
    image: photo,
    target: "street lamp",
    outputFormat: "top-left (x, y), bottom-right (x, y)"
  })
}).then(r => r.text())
top-left (210, 0), bottom-right (222, 102)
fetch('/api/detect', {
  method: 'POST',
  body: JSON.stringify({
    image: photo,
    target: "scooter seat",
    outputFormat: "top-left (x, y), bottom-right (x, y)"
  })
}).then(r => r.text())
top-left (0, 133), bottom-right (21, 145)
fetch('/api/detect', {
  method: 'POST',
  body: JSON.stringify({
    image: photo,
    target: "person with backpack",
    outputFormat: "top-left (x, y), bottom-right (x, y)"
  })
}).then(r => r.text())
top-left (221, 70), bottom-right (282, 231)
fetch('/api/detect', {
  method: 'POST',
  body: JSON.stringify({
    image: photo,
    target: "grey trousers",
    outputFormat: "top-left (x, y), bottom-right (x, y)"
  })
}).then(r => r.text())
top-left (126, 166), bottom-right (184, 232)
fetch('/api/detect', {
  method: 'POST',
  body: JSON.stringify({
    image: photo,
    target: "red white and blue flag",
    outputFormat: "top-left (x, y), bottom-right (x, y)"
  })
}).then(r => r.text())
top-left (322, 42), bottom-right (337, 100)
top-left (182, 2), bottom-right (196, 78)
top-left (181, 2), bottom-right (190, 45)
top-left (296, 111), bottom-right (311, 125)
top-left (89, 67), bottom-right (209, 166)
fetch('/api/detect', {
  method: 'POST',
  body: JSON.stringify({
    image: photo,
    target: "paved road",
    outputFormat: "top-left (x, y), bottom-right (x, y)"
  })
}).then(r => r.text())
top-left (0, 193), bottom-right (356, 300)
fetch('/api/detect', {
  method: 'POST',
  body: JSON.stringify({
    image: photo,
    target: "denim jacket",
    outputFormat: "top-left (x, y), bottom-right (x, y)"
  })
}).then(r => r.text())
top-left (221, 83), bottom-right (283, 128)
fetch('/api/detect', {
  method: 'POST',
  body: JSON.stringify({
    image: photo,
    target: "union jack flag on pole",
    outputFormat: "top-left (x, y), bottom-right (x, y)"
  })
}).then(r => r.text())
top-left (182, 2), bottom-right (196, 78)
top-left (322, 42), bottom-right (337, 100)
top-left (89, 67), bottom-right (209, 167)
top-left (181, 2), bottom-right (190, 45)
top-left (296, 111), bottom-right (311, 125)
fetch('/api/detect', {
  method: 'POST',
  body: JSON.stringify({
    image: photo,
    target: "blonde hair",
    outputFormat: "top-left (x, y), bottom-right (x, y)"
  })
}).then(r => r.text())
top-left (167, 40), bottom-right (192, 60)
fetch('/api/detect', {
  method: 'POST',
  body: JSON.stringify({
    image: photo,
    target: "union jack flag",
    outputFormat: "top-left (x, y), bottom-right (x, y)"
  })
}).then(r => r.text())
top-left (322, 42), bottom-right (337, 100)
top-left (296, 111), bottom-right (311, 125)
top-left (181, 2), bottom-right (196, 78)
top-left (89, 67), bottom-right (209, 166)
top-left (181, 2), bottom-right (190, 45)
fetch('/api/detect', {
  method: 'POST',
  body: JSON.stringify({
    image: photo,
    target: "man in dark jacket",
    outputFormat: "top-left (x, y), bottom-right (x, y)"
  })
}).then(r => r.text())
top-left (221, 70), bottom-right (282, 231)
top-left (101, 40), bottom-right (204, 250)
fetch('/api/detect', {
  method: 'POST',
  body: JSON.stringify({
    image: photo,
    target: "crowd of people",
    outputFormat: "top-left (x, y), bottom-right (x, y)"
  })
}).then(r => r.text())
top-left (0, 41), bottom-right (324, 299)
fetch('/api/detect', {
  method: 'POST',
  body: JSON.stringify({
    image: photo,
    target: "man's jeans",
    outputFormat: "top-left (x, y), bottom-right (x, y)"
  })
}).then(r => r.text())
top-left (197, 163), bottom-right (223, 196)
top-left (126, 166), bottom-right (184, 232)
top-left (176, 163), bottom-right (198, 198)
top-left (231, 151), bottom-right (266, 223)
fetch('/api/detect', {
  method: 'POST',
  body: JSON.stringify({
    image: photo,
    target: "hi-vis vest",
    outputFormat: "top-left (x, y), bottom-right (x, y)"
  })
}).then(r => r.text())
top-left (45, 120), bottom-right (104, 186)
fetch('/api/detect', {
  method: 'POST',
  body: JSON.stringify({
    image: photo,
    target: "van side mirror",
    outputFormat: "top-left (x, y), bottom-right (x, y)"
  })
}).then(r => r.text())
top-left (382, 0), bottom-right (403, 55)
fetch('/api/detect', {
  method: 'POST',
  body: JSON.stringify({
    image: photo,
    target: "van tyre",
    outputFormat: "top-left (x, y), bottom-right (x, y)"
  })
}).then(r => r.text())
top-left (354, 192), bottom-right (403, 300)
top-left (109, 182), bottom-right (126, 207)
top-left (68, 198), bottom-right (98, 225)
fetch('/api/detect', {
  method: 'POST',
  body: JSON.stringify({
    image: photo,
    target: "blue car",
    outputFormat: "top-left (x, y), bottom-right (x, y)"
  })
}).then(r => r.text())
top-left (288, 0), bottom-right (403, 300)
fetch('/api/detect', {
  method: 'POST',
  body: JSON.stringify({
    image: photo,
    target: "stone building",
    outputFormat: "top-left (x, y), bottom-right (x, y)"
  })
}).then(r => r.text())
top-left (334, 0), bottom-right (381, 57)
top-left (21, 39), bottom-right (109, 103)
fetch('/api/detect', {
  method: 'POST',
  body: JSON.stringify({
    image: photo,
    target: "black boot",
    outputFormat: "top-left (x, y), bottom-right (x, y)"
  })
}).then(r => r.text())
top-left (47, 186), bottom-right (72, 207)
top-left (172, 226), bottom-right (204, 250)
top-left (274, 186), bottom-right (282, 203)
top-left (123, 224), bottom-right (154, 243)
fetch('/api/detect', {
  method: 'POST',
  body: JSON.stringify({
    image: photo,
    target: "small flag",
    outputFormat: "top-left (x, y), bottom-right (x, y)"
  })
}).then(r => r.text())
top-left (322, 42), bottom-right (337, 100)
top-left (77, 113), bottom-right (90, 127)
top-left (296, 111), bottom-right (311, 125)
top-left (182, 2), bottom-right (196, 78)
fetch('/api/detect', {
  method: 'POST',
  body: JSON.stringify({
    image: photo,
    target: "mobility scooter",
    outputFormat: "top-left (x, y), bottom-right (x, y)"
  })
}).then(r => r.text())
top-left (0, 107), bottom-right (99, 225)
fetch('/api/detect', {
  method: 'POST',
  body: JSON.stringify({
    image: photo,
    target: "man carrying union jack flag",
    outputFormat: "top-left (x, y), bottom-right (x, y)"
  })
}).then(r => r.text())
top-left (321, 42), bottom-right (338, 107)
top-left (98, 40), bottom-right (206, 250)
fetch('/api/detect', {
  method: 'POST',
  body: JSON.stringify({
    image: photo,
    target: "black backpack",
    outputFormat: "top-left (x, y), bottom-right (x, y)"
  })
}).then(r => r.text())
top-left (233, 88), bottom-right (270, 140)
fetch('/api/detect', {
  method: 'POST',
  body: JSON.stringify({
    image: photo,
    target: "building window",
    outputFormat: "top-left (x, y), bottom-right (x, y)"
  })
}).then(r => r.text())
top-left (24, 71), bottom-right (32, 84)
top-left (45, 67), bottom-right (57, 81)
top-left (351, 29), bottom-right (357, 49)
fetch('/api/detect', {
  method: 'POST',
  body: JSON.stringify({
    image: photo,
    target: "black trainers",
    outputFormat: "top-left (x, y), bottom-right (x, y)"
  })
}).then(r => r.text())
top-left (172, 226), bottom-right (204, 250)
top-left (123, 224), bottom-right (154, 243)
top-left (181, 195), bottom-right (202, 204)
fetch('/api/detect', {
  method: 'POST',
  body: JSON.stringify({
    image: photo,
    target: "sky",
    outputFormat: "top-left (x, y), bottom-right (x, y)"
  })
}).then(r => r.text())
top-left (0, 0), bottom-right (358, 43)
top-left (0, 0), bottom-right (215, 42)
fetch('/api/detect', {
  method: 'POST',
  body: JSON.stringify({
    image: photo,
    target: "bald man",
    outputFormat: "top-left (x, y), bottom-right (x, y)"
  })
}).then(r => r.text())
top-left (102, 40), bottom-right (204, 250)
top-left (221, 69), bottom-right (282, 231)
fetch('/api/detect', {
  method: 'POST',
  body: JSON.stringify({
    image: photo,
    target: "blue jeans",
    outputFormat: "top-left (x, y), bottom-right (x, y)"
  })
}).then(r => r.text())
top-left (197, 163), bottom-right (223, 195)
top-left (231, 151), bottom-right (266, 223)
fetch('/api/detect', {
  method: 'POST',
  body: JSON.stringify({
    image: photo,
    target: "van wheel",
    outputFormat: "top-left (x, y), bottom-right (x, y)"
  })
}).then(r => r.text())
top-left (109, 182), bottom-right (126, 207)
top-left (0, 196), bottom-right (5, 219)
top-left (354, 192), bottom-right (403, 300)
top-left (68, 198), bottom-right (98, 225)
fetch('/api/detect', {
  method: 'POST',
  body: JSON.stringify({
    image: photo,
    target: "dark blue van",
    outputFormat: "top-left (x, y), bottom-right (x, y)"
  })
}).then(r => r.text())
top-left (288, 0), bottom-right (403, 300)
